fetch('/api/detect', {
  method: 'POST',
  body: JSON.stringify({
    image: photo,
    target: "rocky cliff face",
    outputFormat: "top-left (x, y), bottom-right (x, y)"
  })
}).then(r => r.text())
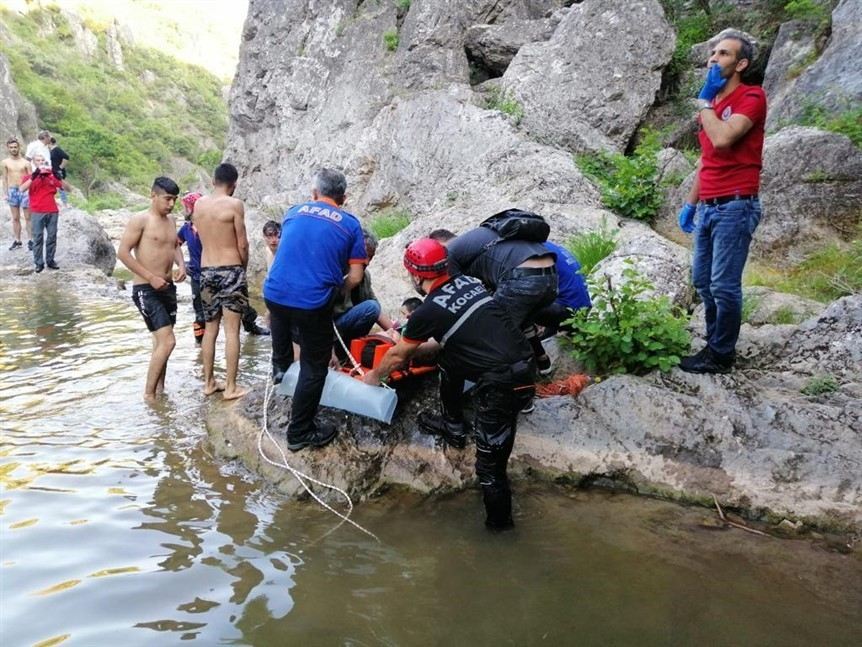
top-left (226, 0), bottom-right (672, 216)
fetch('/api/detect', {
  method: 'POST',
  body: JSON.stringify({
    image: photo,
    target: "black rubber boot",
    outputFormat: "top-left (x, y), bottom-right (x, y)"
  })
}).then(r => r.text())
top-left (679, 346), bottom-right (734, 374)
top-left (482, 484), bottom-right (514, 531)
top-left (287, 422), bottom-right (338, 452)
top-left (245, 323), bottom-right (271, 336)
top-left (417, 411), bottom-right (469, 449)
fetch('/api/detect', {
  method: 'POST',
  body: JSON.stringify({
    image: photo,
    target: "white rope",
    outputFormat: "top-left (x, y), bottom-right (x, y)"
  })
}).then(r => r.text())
top-left (256, 355), bottom-right (380, 543)
top-left (332, 322), bottom-right (395, 391)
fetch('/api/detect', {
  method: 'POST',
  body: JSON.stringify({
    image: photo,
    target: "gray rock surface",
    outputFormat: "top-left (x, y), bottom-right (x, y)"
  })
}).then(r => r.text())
top-left (210, 294), bottom-right (862, 529)
top-left (766, 0), bottom-right (861, 130)
top-left (741, 286), bottom-right (825, 326)
top-left (762, 20), bottom-right (819, 131)
top-left (502, 0), bottom-right (674, 153)
top-left (0, 52), bottom-right (38, 141)
top-left (0, 207), bottom-right (115, 275)
top-left (464, 17), bottom-right (557, 78)
top-left (756, 127), bottom-right (862, 264)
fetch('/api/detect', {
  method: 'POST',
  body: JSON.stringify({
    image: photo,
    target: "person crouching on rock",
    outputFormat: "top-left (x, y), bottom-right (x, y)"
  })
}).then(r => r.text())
top-left (363, 238), bottom-right (536, 530)
top-left (19, 153), bottom-right (70, 273)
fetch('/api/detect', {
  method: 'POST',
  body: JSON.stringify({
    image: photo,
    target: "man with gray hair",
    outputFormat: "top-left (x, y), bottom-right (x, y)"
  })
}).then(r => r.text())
top-left (263, 168), bottom-right (367, 451)
top-left (677, 30), bottom-right (766, 374)
top-left (333, 228), bottom-right (396, 352)
top-left (25, 130), bottom-right (52, 171)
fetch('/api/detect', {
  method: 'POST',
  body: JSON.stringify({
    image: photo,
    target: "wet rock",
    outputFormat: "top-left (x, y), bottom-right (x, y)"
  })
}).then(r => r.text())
top-left (766, 0), bottom-right (862, 131)
top-left (501, 0), bottom-right (674, 153)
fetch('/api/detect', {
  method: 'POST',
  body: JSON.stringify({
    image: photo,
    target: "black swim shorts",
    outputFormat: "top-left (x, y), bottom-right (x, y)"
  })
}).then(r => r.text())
top-left (200, 265), bottom-right (249, 322)
top-left (132, 283), bottom-right (177, 332)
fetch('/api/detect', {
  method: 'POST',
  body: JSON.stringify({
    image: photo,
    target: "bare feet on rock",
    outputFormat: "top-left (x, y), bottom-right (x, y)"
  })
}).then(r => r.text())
top-left (223, 385), bottom-right (249, 401)
top-left (204, 381), bottom-right (226, 396)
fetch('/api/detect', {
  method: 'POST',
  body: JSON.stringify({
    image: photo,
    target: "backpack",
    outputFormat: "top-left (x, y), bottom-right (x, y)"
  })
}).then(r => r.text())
top-left (480, 208), bottom-right (550, 243)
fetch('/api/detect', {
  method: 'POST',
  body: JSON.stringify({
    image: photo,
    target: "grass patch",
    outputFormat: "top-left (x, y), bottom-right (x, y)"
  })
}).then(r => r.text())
top-left (566, 222), bottom-right (618, 275)
top-left (800, 375), bottom-right (839, 396)
top-left (368, 209), bottom-right (410, 239)
top-left (768, 305), bottom-right (801, 325)
top-left (383, 28), bottom-right (399, 52)
top-left (484, 87), bottom-right (524, 125)
top-left (576, 130), bottom-right (663, 221)
top-left (396, 0), bottom-right (411, 10)
top-left (791, 101), bottom-right (862, 147)
top-left (740, 293), bottom-right (761, 323)
top-left (744, 236), bottom-right (862, 302)
top-left (69, 192), bottom-right (127, 212)
top-left (0, 6), bottom-right (226, 198)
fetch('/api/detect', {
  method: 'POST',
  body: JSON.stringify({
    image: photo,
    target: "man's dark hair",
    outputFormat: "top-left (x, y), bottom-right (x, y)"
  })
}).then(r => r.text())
top-left (713, 29), bottom-right (755, 70)
top-left (214, 162), bottom-right (239, 186)
top-left (152, 176), bottom-right (180, 195)
top-left (428, 228), bottom-right (455, 242)
top-left (401, 297), bottom-right (422, 313)
top-left (262, 220), bottom-right (281, 236)
top-left (312, 168), bottom-right (347, 202)
top-left (6, 137), bottom-right (19, 145)
top-left (50, 137), bottom-right (57, 145)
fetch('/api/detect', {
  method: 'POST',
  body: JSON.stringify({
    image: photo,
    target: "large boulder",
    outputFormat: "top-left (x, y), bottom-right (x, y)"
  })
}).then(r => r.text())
top-left (766, 0), bottom-right (862, 131)
top-left (761, 20), bottom-right (820, 131)
top-left (501, 0), bottom-right (674, 153)
top-left (0, 207), bottom-right (115, 274)
top-left (756, 127), bottom-right (862, 264)
top-left (464, 15), bottom-right (558, 79)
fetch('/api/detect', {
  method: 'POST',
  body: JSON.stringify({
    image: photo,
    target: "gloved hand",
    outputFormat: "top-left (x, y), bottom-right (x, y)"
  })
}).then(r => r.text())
top-left (678, 203), bottom-right (696, 233)
top-left (698, 63), bottom-right (727, 101)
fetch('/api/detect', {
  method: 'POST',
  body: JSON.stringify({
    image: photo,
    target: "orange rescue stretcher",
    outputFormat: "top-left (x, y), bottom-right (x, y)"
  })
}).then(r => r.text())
top-left (339, 334), bottom-right (437, 382)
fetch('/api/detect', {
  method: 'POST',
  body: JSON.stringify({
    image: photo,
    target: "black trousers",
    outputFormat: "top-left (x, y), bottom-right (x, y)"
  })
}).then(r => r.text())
top-left (265, 298), bottom-right (334, 437)
top-left (440, 359), bottom-right (535, 526)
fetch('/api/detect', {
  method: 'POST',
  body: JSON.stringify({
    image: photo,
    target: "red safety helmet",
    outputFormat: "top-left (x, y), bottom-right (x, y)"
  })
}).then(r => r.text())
top-left (403, 238), bottom-right (448, 279)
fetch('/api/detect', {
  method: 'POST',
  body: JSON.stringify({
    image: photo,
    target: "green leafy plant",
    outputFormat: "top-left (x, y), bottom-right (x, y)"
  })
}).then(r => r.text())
top-left (800, 375), bottom-right (839, 396)
top-left (484, 86), bottom-right (524, 125)
top-left (783, 0), bottom-right (830, 23)
top-left (576, 130), bottom-right (663, 221)
top-left (383, 28), bottom-right (399, 52)
top-left (396, 0), bottom-right (412, 10)
top-left (368, 208), bottom-right (410, 239)
top-left (566, 222), bottom-right (618, 275)
top-left (792, 101), bottom-right (862, 147)
top-left (564, 263), bottom-right (691, 375)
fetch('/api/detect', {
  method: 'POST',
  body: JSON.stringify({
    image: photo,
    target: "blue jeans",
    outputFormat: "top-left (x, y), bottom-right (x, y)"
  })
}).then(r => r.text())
top-left (334, 300), bottom-right (381, 344)
top-left (31, 211), bottom-right (58, 268)
top-left (692, 198), bottom-right (761, 356)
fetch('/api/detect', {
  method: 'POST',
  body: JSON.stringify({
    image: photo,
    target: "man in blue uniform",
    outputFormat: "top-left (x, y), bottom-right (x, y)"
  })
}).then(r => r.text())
top-left (363, 238), bottom-right (535, 530)
top-left (264, 168), bottom-right (367, 451)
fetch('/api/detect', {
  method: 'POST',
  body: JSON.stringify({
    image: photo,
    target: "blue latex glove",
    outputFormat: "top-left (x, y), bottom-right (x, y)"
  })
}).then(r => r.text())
top-left (698, 64), bottom-right (727, 101)
top-left (678, 203), bottom-right (696, 233)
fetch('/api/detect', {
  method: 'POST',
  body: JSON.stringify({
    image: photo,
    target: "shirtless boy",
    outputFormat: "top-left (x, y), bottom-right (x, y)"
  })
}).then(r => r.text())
top-left (193, 163), bottom-right (250, 400)
top-left (2, 138), bottom-right (32, 250)
top-left (117, 177), bottom-right (187, 401)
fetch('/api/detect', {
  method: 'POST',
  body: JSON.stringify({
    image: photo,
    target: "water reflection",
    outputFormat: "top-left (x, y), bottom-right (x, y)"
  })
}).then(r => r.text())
top-left (1, 277), bottom-right (861, 646)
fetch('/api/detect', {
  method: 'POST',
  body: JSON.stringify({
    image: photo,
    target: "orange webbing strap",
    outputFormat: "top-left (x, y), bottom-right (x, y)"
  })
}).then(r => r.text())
top-left (535, 374), bottom-right (591, 398)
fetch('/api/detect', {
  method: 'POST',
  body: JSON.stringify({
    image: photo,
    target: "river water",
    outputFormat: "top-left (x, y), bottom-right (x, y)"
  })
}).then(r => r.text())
top-left (1, 275), bottom-right (861, 646)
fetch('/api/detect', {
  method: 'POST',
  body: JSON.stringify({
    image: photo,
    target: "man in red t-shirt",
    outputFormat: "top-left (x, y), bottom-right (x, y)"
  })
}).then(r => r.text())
top-left (19, 152), bottom-right (70, 273)
top-left (676, 30), bottom-right (766, 374)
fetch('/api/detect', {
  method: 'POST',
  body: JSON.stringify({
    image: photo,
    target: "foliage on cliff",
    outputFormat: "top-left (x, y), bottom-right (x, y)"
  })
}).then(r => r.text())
top-left (0, 5), bottom-right (227, 197)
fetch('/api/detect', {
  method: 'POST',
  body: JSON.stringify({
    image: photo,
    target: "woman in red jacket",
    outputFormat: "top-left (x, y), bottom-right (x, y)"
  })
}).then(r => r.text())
top-left (19, 153), bottom-right (70, 273)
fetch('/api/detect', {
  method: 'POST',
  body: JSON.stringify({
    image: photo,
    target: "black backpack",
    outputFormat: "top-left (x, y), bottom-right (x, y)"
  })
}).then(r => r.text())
top-left (480, 208), bottom-right (550, 243)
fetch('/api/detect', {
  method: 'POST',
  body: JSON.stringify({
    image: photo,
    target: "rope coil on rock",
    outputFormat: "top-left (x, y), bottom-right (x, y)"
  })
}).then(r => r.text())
top-left (257, 351), bottom-right (380, 543)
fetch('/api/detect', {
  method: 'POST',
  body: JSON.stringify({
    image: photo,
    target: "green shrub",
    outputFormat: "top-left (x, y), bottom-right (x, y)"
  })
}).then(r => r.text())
top-left (792, 101), bottom-right (862, 147)
top-left (368, 209), bottom-right (410, 239)
top-left (396, 0), bottom-right (412, 10)
top-left (784, 0), bottom-right (830, 23)
top-left (564, 263), bottom-right (691, 375)
top-left (484, 87), bottom-right (524, 125)
top-left (383, 29), bottom-right (399, 51)
top-left (566, 223), bottom-right (618, 275)
top-left (800, 375), bottom-right (839, 396)
top-left (576, 131), bottom-right (663, 221)
top-left (70, 192), bottom-right (127, 212)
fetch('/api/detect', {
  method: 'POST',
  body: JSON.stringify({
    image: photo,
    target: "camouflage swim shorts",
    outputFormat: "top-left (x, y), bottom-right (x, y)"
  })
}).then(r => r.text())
top-left (199, 265), bottom-right (249, 322)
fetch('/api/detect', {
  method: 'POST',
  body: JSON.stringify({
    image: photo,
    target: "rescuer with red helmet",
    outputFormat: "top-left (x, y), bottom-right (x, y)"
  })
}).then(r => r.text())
top-left (363, 238), bottom-right (535, 530)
